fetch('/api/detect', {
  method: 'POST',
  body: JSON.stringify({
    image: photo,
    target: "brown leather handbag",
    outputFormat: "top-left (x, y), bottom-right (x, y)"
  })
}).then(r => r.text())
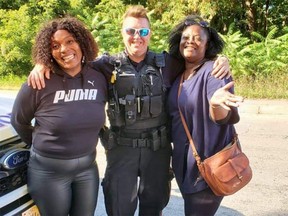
top-left (178, 75), bottom-right (252, 196)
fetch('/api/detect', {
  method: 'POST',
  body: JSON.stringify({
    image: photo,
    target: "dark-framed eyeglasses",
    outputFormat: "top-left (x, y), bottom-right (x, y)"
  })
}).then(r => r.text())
top-left (184, 19), bottom-right (209, 28)
top-left (124, 28), bottom-right (150, 37)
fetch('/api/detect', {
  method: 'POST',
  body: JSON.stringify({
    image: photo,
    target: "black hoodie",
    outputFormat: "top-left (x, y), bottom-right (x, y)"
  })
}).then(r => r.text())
top-left (11, 64), bottom-right (107, 159)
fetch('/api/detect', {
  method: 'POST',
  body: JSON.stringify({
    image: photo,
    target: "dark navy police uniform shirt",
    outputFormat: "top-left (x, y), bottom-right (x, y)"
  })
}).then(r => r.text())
top-left (91, 51), bottom-right (182, 89)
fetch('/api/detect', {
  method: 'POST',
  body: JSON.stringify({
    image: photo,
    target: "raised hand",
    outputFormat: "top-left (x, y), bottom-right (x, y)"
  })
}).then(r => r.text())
top-left (210, 81), bottom-right (244, 110)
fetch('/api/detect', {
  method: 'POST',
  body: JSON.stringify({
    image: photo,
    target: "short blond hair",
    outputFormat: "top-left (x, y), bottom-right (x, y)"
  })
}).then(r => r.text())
top-left (122, 5), bottom-right (150, 25)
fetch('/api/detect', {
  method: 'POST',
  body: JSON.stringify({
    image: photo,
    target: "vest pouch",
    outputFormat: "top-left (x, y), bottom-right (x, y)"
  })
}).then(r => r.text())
top-left (125, 95), bottom-right (137, 125)
top-left (151, 129), bottom-right (161, 151)
top-left (99, 127), bottom-right (117, 150)
top-left (115, 74), bottom-right (138, 98)
top-left (143, 67), bottom-right (163, 95)
top-left (107, 108), bottom-right (124, 127)
top-left (150, 95), bottom-right (162, 117)
top-left (140, 96), bottom-right (150, 119)
top-left (107, 100), bottom-right (125, 127)
top-left (159, 126), bottom-right (168, 148)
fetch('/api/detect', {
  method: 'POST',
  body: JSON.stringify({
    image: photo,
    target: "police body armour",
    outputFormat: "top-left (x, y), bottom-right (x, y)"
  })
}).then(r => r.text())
top-left (107, 51), bottom-right (167, 129)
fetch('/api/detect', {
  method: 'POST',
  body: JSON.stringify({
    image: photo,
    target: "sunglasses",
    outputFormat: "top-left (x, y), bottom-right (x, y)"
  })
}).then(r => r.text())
top-left (124, 28), bottom-right (150, 37)
top-left (184, 19), bottom-right (209, 28)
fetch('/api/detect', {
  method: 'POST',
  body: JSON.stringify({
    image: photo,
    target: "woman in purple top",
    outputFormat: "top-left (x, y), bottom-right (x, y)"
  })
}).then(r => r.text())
top-left (167, 15), bottom-right (244, 215)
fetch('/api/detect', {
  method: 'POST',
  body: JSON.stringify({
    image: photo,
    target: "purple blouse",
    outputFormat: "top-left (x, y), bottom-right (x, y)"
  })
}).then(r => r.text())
top-left (167, 60), bottom-right (240, 194)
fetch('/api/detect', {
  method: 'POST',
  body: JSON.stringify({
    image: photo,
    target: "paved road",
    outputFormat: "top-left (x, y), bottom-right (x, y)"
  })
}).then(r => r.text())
top-left (94, 99), bottom-right (288, 216)
top-left (215, 112), bottom-right (288, 216)
top-left (1, 91), bottom-right (287, 215)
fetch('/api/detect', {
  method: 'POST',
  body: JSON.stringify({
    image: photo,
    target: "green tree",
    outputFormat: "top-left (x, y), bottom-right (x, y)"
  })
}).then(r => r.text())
top-left (0, 0), bottom-right (29, 10)
top-left (27, 0), bottom-right (72, 21)
top-left (92, 0), bottom-right (126, 54)
top-left (0, 0), bottom-right (287, 81)
top-left (246, 27), bottom-right (288, 76)
top-left (0, 5), bottom-right (36, 76)
top-left (0, 0), bottom-right (102, 76)
top-left (222, 25), bottom-right (288, 77)
top-left (122, 0), bottom-right (147, 6)
top-left (221, 29), bottom-right (251, 77)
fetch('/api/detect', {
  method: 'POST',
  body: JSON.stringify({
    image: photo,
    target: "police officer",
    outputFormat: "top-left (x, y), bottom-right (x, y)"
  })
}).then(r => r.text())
top-left (93, 6), bottom-right (230, 215)
top-left (94, 7), bottom-right (175, 215)
top-left (27, 5), bottom-right (230, 216)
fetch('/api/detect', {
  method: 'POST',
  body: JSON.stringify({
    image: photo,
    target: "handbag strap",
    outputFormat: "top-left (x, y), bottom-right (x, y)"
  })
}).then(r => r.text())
top-left (177, 74), bottom-right (202, 165)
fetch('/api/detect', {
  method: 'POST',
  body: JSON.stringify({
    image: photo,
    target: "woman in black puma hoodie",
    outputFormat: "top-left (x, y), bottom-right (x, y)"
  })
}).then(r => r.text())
top-left (11, 17), bottom-right (107, 216)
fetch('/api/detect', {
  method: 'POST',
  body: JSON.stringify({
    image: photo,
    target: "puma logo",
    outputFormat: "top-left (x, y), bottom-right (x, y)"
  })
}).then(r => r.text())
top-left (53, 89), bottom-right (98, 103)
top-left (88, 80), bottom-right (94, 86)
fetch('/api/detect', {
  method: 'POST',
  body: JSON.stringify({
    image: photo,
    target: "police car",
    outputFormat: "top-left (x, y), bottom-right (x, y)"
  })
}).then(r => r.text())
top-left (0, 93), bottom-right (39, 216)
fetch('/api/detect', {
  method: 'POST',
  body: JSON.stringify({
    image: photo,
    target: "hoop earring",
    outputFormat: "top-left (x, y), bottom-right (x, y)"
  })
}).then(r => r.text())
top-left (82, 56), bottom-right (85, 63)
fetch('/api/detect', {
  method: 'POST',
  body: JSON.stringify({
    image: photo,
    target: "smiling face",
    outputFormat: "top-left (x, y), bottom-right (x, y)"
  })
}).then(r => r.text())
top-left (179, 25), bottom-right (208, 65)
top-left (51, 30), bottom-right (83, 76)
top-left (122, 17), bottom-right (151, 63)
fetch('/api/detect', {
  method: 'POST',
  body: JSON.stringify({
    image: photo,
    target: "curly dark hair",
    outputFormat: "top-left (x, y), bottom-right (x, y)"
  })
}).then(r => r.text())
top-left (168, 15), bottom-right (224, 61)
top-left (32, 16), bottom-right (98, 70)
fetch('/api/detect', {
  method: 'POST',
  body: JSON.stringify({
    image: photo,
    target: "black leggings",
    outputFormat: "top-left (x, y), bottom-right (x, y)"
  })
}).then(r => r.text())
top-left (28, 149), bottom-right (99, 216)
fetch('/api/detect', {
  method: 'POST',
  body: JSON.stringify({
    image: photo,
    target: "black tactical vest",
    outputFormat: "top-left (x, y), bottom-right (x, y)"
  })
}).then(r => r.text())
top-left (107, 51), bottom-right (167, 131)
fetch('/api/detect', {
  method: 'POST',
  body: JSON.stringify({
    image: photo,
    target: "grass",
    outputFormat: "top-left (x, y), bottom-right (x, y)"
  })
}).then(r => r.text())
top-left (1, 74), bottom-right (288, 99)
top-left (234, 73), bottom-right (288, 99)
top-left (0, 75), bottom-right (25, 90)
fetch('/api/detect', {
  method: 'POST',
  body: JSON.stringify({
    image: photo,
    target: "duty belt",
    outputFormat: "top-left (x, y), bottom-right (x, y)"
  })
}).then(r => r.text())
top-left (117, 137), bottom-right (152, 148)
top-left (117, 126), bottom-right (169, 151)
top-left (100, 126), bottom-right (169, 151)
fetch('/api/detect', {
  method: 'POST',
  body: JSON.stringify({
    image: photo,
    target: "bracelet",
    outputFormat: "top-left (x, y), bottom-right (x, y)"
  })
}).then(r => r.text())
top-left (210, 104), bottom-right (221, 109)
